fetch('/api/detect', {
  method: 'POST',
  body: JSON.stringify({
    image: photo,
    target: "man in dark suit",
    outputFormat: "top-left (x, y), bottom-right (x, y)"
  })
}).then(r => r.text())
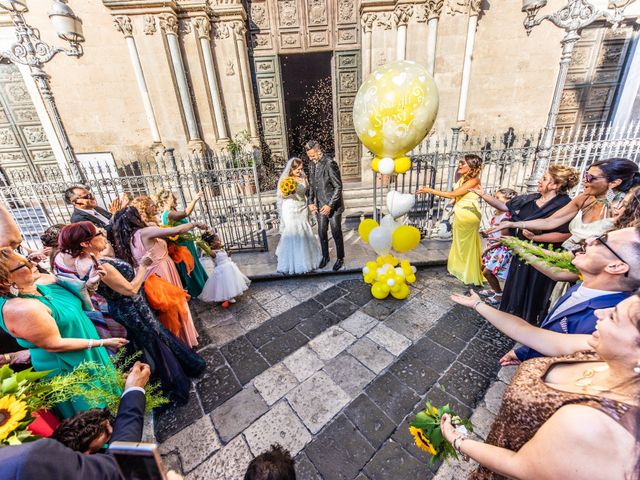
top-left (0, 362), bottom-right (150, 480)
top-left (65, 185), bottom-right (113, 229)
top-left (305, 140), bottom-right (345, 271)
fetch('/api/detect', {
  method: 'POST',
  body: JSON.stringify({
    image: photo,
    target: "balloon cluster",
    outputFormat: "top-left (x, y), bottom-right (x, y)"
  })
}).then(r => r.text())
top-left (353, 60), bottom-right (439, 175)
top-left (363, 255), bottom-right (417, 300)
top-left (358, 192), bottom-right (422, 300)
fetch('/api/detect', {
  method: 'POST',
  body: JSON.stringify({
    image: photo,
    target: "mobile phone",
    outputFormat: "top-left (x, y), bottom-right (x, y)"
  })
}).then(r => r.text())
top-left (89, 253), bottom-right (101, 269)
top-left (108, 441), bottom-right (167, 480)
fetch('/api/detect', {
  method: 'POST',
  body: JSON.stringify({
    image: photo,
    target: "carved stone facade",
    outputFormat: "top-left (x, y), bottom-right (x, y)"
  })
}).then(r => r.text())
top-left (1, 0), bottom-right (636, 181)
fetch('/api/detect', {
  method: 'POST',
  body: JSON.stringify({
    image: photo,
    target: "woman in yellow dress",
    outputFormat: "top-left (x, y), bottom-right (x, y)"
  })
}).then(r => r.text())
top-left (417, 154), bottom-right (484, 286)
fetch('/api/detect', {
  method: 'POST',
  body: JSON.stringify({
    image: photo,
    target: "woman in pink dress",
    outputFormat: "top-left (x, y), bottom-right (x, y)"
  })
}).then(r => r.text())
top-left (110, 206), bottom-right (207, 348)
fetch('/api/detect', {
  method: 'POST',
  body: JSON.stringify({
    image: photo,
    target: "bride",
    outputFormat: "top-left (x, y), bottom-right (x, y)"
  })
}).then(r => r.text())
top-left (276, 157), bottom-right (322, 274)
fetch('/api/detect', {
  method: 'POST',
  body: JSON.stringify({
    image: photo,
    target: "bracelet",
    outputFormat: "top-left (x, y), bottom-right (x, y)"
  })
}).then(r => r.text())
top-left (3, 353), bottom-right (11, 363)
top-left (98, 339), bottom-right (104, 347)
top-left (520, 221), bottom-right (526, 229)
top-left (453, 435), bottom-right (469, 461)
top-left (87, 339), bottom-right (94, 349)
top-left (472, 300), bottom-right (483, 311)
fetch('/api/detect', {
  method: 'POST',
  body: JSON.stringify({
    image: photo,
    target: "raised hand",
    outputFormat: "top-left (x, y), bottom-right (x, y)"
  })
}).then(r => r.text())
top-left (450, 289), bottom-right (482, 308)
top-left (485, 221), bottom-right (514, 235)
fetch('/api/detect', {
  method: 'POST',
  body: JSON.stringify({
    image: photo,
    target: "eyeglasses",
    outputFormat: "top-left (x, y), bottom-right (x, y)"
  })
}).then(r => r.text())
top-left (573, 233), bottom-right (629, 277)
top-left (583, 172), bottom-right (607, 183)
top-left (75, 192), bottom-right (94, 201)
top-left (93, 231), bottom-right (105, 239)
top-left (9, 259), bottom-right (32, 273)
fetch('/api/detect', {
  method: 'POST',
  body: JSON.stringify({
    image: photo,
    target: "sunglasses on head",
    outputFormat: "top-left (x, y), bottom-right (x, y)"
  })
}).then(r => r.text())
top-left (572, 233), bottom-right (629, 277)
top-left (583, 172), bottom-right (607, 183)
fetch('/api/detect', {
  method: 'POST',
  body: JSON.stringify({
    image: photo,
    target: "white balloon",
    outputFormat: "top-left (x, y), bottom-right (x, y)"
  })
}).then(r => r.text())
top-left (411, 266), bottom-right (417, 273)
top-left (378, 157), bottom-right (395, 175)
top-left (368, 226), bottom-right (392, 255)
top-left (387, 190), bottom-right (416, 219)
top-left (380, 214), bottom-right (400, 232)
top-left (395, 267), bottom-right (405, 277)
top-left (363, 267), bottom-right (370, 274)
top-left (376, 268), bottom-right (384, 276)
top-left (387, 278), bottom-right (396, 287)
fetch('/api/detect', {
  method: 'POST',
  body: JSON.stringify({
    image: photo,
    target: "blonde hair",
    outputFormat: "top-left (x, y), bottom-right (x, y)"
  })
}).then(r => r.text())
top-left (131, 196), bottom-right (158, 225)
top-left (547, 164), bottom-right (580, 194)
top-left (153, 189), bottom-right (174, 206)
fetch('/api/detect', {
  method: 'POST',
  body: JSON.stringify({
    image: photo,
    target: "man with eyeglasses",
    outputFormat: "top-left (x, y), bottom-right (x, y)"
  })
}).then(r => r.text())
top-left (65, 186), bottom-right (113, 229)
top-left (494, 227), bottom-right (640, 364)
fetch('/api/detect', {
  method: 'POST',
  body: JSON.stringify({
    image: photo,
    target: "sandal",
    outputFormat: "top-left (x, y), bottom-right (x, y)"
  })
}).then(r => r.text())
top-left (485, 294), bottom-right (502, 306)
top-left (478, 289), bottom-right (495, 297)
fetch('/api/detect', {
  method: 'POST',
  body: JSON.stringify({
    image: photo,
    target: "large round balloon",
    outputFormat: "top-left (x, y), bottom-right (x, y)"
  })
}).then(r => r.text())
top-left (353, 61), bottom-right (439, 159)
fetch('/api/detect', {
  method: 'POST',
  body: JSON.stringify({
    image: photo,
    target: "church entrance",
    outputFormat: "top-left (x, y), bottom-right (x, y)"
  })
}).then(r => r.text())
top-left (280, 52), bottom-right (334, 161)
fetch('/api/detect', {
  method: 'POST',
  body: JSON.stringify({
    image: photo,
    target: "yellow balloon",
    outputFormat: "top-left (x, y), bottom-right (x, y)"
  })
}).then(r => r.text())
top-left (394, 156), bottom-right (412, 174)
top-left (353, 61), bottom-right (440, 159)
top-left (384, 254), bottom-right (398, 267)
top-left (400, 260), bottom-right (411, 269)
top-left (406, 274), bottom-right (417, 284)
top-left (358, 219), bottom-right (379, 243)
top-left (376, 256), bottom-right (385, 266)
top-left (366, 261), bottom-right (378, 272)
top-left (371, 282), bottom-right (389, 299)
top-left (371, 157), bottom-right (381, 173)
top-left (392, 225), bottom-right (421, 253)
top-left (391, 283), bottom-right (410, 300)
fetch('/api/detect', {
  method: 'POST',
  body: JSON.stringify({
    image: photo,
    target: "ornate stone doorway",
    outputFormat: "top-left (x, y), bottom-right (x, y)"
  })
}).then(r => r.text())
top-left (281, 52), bottom-right (334, 161)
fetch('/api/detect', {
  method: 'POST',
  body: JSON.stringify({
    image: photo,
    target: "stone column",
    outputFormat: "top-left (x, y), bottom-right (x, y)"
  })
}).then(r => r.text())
top-left (160, 14), bottom-right (200, 141)
top-left (394, 6), bottom-right (412, 61)
top-left (194, 16), bottom-right (228, 142)
top-left (426, 0), bottom-right (444, 75)
top-left (230, 20), bottom-right (259, 141)
top-left (113, 16), bottom-right (162, 145)
top-left (457, 0), bottom-right (481, 122)
top-left (361, 13), bottom-right (376, 78)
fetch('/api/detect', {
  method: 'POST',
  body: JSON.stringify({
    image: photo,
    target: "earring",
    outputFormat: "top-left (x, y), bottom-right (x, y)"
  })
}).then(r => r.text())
top-left (9, 283), bottom-right (19, 297)
top-left (605, 186), bottom-right (616, 204)
top-left (634, 361), bottom-right (640, 375)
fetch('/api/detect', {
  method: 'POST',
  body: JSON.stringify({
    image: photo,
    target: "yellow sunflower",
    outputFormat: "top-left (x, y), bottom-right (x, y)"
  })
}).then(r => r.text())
top-left (409, 426), bottom-right (437, 456)
top-left (0, 395), bottom-right (28, 441)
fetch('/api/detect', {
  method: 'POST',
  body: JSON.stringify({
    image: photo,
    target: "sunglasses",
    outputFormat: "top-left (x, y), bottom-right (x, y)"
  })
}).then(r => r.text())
top-left (572, 233), bottom-right (629, 277)
top-left (93, 231), bottom-right (105, 239)
top-left (76, 192), bottom-right (95, 201)
top-left (583, 173), bottom-right (607, 183)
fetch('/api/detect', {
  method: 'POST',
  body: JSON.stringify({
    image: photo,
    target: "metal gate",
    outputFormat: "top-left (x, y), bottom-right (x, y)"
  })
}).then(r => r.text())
top-left (0, 149), bottom-right (268, 252)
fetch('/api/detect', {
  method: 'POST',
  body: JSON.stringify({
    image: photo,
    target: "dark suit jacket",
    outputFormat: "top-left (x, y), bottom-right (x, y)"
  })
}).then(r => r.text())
top-left (70, 207), bottom-right (112, 229)
top-left (308, 154), bottom-right (345, 216)
top-left (515, 284), bottom-right (631, 361)
top-left (0, 389), bottom-right (145, 480)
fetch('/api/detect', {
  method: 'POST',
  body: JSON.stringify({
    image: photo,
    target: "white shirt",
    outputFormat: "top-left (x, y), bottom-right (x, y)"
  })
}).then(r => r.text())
top-left (549, 285), bottom-right (621, 321)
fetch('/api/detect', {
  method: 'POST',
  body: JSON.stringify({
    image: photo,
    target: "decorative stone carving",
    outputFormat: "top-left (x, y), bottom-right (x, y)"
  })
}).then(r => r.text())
top-left (179, 20), bottom-right (192, 34)
top-left (144, 15), bottom-right (156, 35)
top-left (428, 0), bottom-right (445, 19)
top-left (377, 12), bottom-right (393, 30)
top-left (415, 5), bottom-right (428, 22)
top-left (310, 31), bottom-right (328, 45)
top-left (193, 17), bottom-right (212, 38)
top-left (226, 60), bottom-right (235, 76)
top-left (281, 33), bottom-right (299, 47)
top-left (447, 0), bottom-right (468, 16)
top-left (214, 22), bottom-right (231, 39)
top-left (252, 33), bottom-right (270, 48)
top-left (159, 15), bottom-right (179, 35)
top-left (113, 16), bottom-right (133, 37)
top-left (393, 5), bottom-right (413, 26)
top-left (5, 84), bottom-right (29, 104)
top-left (469, 0), bottom-right (482, 15)
top-left (259, 79), bottom-right (275, 96)
top-left (338, 0), bottom-right (356, 23)
top-left (560, 90), bottom-right (580, 109)
top-left (231, 20), bottom-right (247, 38)
top-left (338, 29), bottom-right (356, 43)
top-left (339, 111), bottom-right (352, 129)
top-left (340, 71), bottom-right (356, 92)
top-left (13, 108), bottom-right (38, 123)
top-left (22, 126), bottom-right (47, 145)
top-left (278, 0), bottom-right (298, 27)
top-left (361, 13), bottom-right (377, 33)
top-left (308, 0), bottom-right (327, 25)
top-left (0, 128), bottom-right (17, 146)
top-left (264, 117), bottom-right (280, 134)
top-left (250, 3), bottom-right (269, 29)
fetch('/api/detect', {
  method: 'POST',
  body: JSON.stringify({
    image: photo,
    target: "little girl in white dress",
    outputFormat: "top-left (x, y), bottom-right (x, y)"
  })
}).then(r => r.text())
top-left (199, 233), bottom-right (250, 307)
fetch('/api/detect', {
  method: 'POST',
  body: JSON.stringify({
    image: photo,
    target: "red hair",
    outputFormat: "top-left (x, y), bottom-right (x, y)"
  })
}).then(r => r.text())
top-left (58, 221), bottom-right (97, 257)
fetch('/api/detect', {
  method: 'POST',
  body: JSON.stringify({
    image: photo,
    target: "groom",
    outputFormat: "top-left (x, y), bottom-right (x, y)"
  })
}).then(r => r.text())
top-left (305, 140), bottom-right (345, 271)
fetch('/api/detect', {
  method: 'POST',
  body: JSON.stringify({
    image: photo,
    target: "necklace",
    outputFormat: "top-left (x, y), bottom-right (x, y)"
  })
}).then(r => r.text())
top-left (575, 363), bottom-right (610, 391)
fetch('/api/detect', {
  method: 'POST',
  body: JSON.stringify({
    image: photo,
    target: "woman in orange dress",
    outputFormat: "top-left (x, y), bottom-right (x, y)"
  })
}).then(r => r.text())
top-left (110, 206), bottom-right (207, 348)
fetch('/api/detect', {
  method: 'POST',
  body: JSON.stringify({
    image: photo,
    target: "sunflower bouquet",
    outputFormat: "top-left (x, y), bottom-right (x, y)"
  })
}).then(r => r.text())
top-left (279, 176), bottom-right (298, 197)
top-left (409, 400), bottom-right (473, 464)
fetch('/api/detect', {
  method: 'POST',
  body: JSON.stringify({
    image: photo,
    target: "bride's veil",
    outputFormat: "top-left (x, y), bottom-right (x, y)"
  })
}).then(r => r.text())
top-left (277, 158), bottom-right (294, 232)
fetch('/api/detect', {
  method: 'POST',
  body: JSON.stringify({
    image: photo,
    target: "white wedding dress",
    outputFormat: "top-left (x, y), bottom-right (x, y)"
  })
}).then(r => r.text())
top-left (276, 180), bottom-right (322, 274)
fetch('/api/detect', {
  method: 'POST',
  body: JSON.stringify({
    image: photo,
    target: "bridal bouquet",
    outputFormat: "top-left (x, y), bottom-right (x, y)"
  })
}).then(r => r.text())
top-left (409, 400), bottom-right (473, 463)
top-left (279, 176), bottom-right (298, 196)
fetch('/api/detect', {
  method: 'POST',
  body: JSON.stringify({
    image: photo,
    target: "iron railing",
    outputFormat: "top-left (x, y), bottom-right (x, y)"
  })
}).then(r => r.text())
top-left (1, 149), bottom-right (268, 252)
top-left (375, 120), bottom-right (640, 237)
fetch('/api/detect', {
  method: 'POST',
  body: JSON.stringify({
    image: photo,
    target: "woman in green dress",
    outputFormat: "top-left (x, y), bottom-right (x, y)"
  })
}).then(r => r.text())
top-left (154, 190), bottom-right (209, 297)
top-left (0, 248), bottom-right (127, 418)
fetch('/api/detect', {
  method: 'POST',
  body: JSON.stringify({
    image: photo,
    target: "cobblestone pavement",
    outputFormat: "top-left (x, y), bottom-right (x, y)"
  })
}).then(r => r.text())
top-left (155, 267), bottom-right (514, 479)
